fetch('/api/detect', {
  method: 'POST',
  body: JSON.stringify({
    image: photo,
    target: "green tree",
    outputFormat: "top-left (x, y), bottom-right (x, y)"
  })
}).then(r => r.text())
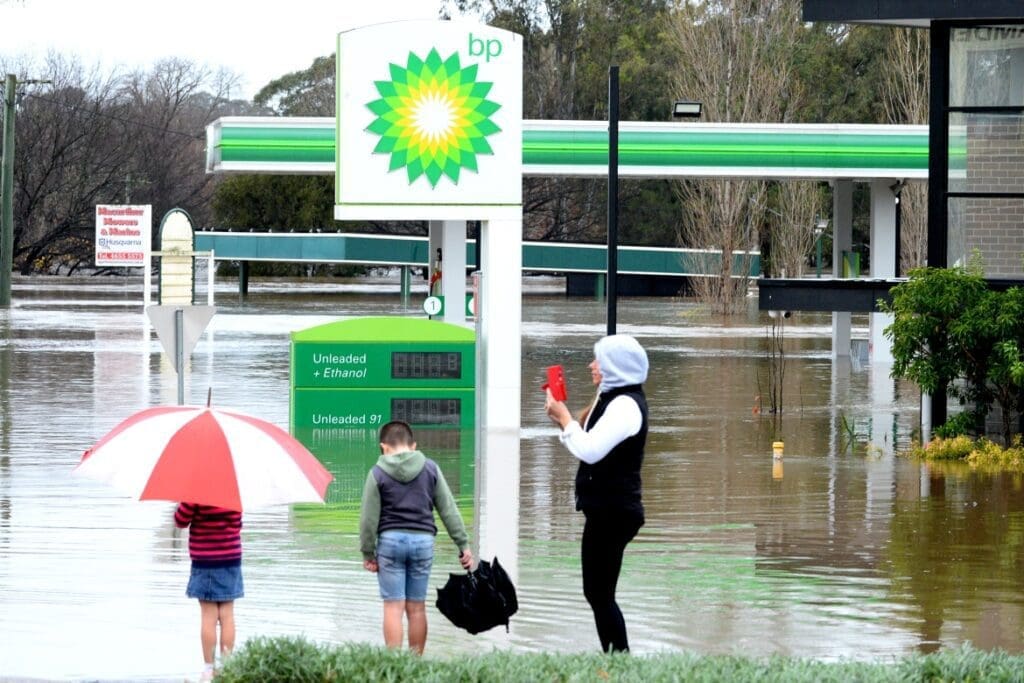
top-left (452, 0), bottom-right (682, 246)
top-left (212, 176), bottom-right (334, 229)
top-left (883, 267), bottom-right (1024, 444)
top-left (883, 267), bottom-right (986, 422)
top-left (253, 55), bottom-right (334, 116)
top-left (215, 55), bottom-right (424, 240)
top-left (967, 287), bottom-right (1024, 443)
top-left (790, 23), bottom-right (891, 125)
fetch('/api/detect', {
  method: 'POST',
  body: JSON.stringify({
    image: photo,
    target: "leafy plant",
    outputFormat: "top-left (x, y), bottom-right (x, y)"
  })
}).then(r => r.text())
top-left (837, 412), bottom-right (868, 454)
top-left (906, 434), bottom-right (1024, 471)
top-left (909, 434), bottom-right (975, 460)
top-left (883, 266), bottom-right (1024, 444)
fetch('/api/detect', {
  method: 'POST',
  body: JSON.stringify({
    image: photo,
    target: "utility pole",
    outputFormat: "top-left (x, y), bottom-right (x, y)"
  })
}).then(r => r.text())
top-left (1, 75), bottom-right (49, 307)
top-left (1, 74), bottom-right (15, 307)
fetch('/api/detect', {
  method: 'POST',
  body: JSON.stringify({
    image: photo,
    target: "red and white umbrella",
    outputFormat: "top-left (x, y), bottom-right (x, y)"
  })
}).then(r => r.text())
top-left (75, 405), bottom-right (333, 511)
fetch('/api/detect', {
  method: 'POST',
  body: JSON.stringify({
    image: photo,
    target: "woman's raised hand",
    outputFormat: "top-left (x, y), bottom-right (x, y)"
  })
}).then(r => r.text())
top-left (545, 388), bottom-right (573, 429)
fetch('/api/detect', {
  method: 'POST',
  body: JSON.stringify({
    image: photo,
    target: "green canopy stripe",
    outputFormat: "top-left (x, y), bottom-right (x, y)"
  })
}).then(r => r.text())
top-left (207, 119), bottom-right (931, 176)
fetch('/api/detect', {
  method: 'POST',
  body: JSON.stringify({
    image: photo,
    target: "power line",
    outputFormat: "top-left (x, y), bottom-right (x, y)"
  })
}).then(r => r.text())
top-left (21, 91), bottom-right (207, 141)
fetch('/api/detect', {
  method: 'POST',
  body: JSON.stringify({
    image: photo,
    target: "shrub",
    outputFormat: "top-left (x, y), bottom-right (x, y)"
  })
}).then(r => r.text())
top-left (907, 435), bottom-right (1024, 472)
top-left (883, 266), bottom-right (1024, 445)
top-left (966, 435), bottom-right (1024, 471)
top-left (912, 434), bottom-right (975, 460)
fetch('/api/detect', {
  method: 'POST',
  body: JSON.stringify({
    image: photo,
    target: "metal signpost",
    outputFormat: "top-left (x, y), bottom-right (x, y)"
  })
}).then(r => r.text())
top-left (146, 304), bottom-right (216, 404)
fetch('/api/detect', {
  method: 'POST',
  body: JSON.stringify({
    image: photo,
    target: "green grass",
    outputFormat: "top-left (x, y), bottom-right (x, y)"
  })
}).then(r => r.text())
top-left (217, 636), bottom-right (1024, 682)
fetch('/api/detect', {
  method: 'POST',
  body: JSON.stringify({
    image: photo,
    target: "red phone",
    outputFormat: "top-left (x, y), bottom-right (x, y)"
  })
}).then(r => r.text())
top-left (542, 364), bottom-right (568, 402)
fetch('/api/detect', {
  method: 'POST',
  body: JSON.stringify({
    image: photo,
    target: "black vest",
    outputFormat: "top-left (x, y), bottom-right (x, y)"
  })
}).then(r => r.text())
top-left (373, 460), bottom-right (439, 536)
top-left (574, 384), bottom-right (647, 516)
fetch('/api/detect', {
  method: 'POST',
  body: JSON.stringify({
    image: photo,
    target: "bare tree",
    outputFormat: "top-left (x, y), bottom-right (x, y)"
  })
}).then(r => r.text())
top-left (670, 0), bottom-right (802, 312)
top-left (121, 58), bottom-right (240, 230)
top-left (4, 53), bottom-right (241, 274)
top-left (9, 54), bottom-right (136, 274)
top-left (883, 26), bottom-right (929, 273)
top-left (770, 181), bottom-right (826, 278)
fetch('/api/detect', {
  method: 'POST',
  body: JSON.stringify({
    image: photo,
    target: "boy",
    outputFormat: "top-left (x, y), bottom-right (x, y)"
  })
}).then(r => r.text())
top-left (359, 421), bottom-right (473, 653)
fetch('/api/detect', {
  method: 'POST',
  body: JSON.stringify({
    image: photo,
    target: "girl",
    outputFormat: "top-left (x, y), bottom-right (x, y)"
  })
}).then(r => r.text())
top-left (174, 503), bottom-right (243, 680)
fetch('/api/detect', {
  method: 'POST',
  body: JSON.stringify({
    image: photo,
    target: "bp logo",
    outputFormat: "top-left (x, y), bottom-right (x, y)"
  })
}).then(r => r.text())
top-left (365, 48), bottom-right (502, 188)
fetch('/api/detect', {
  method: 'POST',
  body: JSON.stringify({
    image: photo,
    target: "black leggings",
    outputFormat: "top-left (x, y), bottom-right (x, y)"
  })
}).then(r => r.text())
top-left (581, 510), bottom-right (643, 652)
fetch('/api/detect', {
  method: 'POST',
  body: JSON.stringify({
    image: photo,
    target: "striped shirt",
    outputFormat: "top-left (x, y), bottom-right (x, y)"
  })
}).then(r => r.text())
top-left (174, 503), bottom-right (242, 567)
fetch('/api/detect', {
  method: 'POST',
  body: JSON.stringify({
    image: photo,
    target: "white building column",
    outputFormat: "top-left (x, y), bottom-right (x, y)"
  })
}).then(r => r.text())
top-left (832, 180), bottom-right (853, 359)
top-left (869, 180), bottom-right (897, 363)
top-left (475, 217), bottom-right (522, 435)
top-left (474, 216), bottom-right (522, 585)
top-left (440, 220), bottom-right (467, 324)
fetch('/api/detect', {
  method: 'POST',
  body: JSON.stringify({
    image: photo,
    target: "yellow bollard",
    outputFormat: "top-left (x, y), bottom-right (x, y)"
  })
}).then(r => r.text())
top-left (772, 459), bottom-right (784, 480)
top-left (772, 441), bottom-right (784, 459)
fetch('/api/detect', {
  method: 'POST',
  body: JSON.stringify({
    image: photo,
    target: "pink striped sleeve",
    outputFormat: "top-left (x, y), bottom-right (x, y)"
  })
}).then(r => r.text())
top-left (174, 503), bottom-right (196, 528)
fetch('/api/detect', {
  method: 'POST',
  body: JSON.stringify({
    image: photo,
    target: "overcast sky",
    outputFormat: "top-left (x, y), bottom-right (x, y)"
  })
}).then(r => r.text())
top-left (0, 0), bottom-right (463, 99)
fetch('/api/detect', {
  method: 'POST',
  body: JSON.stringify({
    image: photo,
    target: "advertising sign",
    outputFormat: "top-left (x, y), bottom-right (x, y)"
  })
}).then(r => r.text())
top-left (335, 21), bottom-right (523, 220)
top-left (95, 204), bottom-right (151, 267)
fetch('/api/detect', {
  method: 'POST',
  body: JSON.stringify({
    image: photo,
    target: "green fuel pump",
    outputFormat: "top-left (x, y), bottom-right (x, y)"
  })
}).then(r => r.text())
top-left (289, 316), bottom-right (475, 505)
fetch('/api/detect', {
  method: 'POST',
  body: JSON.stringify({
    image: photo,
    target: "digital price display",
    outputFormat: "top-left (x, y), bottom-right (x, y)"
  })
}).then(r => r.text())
top-left (391, 351), bottom-right (462, 380)
top-left (391, 398), bottom-right (462, 426)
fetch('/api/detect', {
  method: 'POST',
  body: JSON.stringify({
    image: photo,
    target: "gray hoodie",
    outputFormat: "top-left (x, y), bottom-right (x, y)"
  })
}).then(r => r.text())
top-left (359, 449), bottom-right (469, 561)
top-left (595, 334), bottom-right (649, 393)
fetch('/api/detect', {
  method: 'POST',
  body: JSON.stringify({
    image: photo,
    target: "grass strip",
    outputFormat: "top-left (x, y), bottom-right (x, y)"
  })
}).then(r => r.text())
top-left (217, 636), bottom-right (1024, 682)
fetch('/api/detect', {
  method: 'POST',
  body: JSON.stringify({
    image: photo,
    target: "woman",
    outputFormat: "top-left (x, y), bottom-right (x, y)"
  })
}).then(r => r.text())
top-left (545, 334), bottom-right (649, 653)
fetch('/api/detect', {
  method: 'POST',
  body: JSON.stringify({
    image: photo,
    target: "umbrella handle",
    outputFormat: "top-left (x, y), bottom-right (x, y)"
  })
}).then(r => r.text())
top-left (206, 387), bottom-right (212, 407)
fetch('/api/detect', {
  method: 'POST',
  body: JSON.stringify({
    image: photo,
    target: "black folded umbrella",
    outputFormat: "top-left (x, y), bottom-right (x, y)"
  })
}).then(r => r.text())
top-left (436, 557), bottom-right (518, 634)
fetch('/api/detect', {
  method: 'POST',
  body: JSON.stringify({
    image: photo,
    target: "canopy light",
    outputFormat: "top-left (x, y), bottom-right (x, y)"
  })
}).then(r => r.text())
top-left (672, 100), bottom-right (702, 118)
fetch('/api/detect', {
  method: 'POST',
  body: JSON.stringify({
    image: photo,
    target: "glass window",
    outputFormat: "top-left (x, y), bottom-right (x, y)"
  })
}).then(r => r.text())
top-left (948, 197), bottom-right (1024, 277)
top-left (948, 112), bottom-right (1024, 193)
top-left (950, 26), bottom-right (1024, 107)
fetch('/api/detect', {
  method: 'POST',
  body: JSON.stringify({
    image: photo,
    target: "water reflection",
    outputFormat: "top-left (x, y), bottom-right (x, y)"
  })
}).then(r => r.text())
top-left (887, 464), bottom-right (1024, 652)
top-left (0, 310), bottom-right (10, 554)
top-left (0, 276), bottom-right (1023, 679)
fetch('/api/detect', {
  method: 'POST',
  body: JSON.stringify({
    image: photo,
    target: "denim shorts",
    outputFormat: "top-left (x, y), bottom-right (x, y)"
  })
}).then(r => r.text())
top-left (186, 563), bottom-right (244, 602)
top-left (376, 530), bottom-right (435, 602)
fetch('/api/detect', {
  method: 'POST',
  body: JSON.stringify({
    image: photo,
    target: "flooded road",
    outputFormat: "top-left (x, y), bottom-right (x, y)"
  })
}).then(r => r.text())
top-left (1, 274), bottom-right (1023, 679)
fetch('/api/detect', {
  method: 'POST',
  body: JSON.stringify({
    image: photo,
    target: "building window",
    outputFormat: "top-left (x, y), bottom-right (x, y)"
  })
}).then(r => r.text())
top-left (947, 24), bottom-right (1024, 276)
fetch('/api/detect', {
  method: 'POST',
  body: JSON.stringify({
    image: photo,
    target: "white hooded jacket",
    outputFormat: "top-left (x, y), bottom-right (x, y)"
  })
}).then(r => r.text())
top-left (559, 335), bottom-right (649, 465)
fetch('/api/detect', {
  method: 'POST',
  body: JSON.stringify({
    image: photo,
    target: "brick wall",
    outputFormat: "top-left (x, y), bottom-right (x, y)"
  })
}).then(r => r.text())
top-left (958, 116), bottom-right (1024, 276)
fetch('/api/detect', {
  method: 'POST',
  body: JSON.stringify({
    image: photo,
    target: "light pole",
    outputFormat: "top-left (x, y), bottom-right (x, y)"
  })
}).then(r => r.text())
top-left (607, 66), bottom-right (619, 336)
top-left (605, 84), bottom-right (701, 335)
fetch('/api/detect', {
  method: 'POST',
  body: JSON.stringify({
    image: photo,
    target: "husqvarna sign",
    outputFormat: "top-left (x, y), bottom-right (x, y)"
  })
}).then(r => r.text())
top-left (336, 21), bottom-right (522, 220)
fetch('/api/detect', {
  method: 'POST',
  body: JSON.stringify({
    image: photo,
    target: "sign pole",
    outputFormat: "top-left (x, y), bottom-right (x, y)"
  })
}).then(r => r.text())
top-left (175, 307), bottom-right (185, 405)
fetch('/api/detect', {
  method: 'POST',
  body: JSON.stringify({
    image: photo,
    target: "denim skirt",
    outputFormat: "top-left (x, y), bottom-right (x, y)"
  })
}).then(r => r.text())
top-left (186, 563), bottom-right (244, 602)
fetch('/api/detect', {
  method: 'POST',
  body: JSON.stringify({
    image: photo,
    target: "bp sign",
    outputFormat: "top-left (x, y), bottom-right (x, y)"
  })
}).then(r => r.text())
top-left (335, 21), bottom-right (522, 220)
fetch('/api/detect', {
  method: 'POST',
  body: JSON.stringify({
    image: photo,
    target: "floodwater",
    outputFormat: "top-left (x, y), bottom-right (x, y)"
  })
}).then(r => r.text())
top-left (1, 274), bottom-right (1023, 680)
